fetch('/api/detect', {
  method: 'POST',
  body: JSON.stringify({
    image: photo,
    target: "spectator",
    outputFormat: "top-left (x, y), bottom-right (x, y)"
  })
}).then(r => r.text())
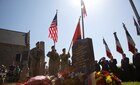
top-left (121, 53), bottom-right (135, 81)
top-left (108, 56), bottom-right (119, 77)
top-left (133, 48), bottom-right (140, 81)
top-left (94, 60), bottom-right (100, 72)
top-left (99, 57), bottom-right (109, 71)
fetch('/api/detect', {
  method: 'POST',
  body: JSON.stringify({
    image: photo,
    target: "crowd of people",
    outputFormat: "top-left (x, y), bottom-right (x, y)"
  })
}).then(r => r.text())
top-left (95, 48), bottom-right (140, 82)
top-left (0, 64), bottom-right (21, 84)
top-left (47, 45), bottom-right (140, 82)
top-left (1, 45), bottom-right (140, 84)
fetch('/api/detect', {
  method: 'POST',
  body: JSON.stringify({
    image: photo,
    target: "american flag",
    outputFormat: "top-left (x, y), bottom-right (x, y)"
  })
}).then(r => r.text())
top-left (48, 13), bottom-right (58, 43)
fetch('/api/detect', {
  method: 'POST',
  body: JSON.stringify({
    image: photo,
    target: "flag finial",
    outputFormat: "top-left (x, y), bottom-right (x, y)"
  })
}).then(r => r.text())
top-left (56, 9), bottom-right (58, 13)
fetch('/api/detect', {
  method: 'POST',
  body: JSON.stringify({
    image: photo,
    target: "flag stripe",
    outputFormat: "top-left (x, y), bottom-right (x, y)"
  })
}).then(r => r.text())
top-left (48, 13), bottom-right (58, 43)
top-left (106, 50), bottom-right (112, 58)
top-left (128, 42), bottom-right (136, 54)
top-left (117, 46), bottom-right (123, 54)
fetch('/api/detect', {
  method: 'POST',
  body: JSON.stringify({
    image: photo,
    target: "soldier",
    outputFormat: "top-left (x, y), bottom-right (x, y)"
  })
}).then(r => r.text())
top-left (30, 43), bottom-right (43, 76)
top-left (47, 46), bottom-right (60, 75)
top-left (60, 48), bottom-right (70, 70)
top-left (133, 48), bottom-right (140, 81)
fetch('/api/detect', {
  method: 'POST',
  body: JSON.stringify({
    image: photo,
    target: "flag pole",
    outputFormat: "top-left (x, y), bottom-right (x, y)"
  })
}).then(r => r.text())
top-left (54, 42), bottom-right (55, 47)
top-left (68, 40), bottom-right (73, 53)
top-left (129, 0), bottom-right (140, 25)
top-left (56, 9), bottom-right (58, 15)
top-left (54, 9), bottom-right (58, 47)
top-left (133, 16), bottom-right (140, 35)
top-left (81, 0), bottom-right (85, 39)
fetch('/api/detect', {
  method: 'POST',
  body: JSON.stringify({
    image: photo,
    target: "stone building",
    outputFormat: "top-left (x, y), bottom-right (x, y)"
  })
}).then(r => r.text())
top-left (0, 28), bottom-right (46, 78)
top-left (29, 41), bottom-right (46, 77)
top-left (0, 28), bottom-right (30, 68)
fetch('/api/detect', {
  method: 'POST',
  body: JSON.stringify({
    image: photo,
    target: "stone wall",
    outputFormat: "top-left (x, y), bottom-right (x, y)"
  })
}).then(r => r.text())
top-left (0, 43), bottom-right (29, 67)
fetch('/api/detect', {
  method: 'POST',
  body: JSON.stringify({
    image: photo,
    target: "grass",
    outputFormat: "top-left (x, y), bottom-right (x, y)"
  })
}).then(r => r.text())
top-left (122, 82), bottom-right (140, 85)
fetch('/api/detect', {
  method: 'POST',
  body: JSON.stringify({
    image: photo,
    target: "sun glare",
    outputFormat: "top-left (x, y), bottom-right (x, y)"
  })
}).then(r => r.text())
top-left (71, 0), bottom-right (80, 7)
top-left (93, 0), bottom-right (103, 6)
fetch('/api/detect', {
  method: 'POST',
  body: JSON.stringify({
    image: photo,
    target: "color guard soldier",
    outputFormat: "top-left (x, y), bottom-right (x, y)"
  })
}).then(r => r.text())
top-left (60, 48), bottom-right (70, 70)
top-left (47, 46), bottom-right (60, 75)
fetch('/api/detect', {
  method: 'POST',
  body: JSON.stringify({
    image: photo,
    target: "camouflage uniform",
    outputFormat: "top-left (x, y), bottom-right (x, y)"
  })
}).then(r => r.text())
top-left (60, 53), bottom-right (70, 70)
top-left (47, 46), bottom-right (60, 75)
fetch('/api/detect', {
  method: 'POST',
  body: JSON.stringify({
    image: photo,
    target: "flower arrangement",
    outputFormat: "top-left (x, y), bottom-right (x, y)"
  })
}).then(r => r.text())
top-left (95, 71), bottom-right (122, 85)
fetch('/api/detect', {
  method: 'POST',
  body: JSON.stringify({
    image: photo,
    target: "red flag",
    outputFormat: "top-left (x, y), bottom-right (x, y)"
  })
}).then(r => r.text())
top-left (81, 0), bottom-right (87, 17)
top-left (103, 38), bottom-right (112, 58)
top-left (123, 23), bottom-right (136, 54)
top-left (113, 32), bottom-right (124, 54)
top-left (72, 19), bottom-right (81, 45)
top-left (48, 13), bottom-right (58, 43)
top-left (133, 17), bottom-right (140, 35)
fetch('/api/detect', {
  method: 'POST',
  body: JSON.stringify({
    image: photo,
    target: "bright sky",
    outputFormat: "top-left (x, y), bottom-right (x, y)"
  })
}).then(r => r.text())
top-left (0, 0), bottom-right (140, 66)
